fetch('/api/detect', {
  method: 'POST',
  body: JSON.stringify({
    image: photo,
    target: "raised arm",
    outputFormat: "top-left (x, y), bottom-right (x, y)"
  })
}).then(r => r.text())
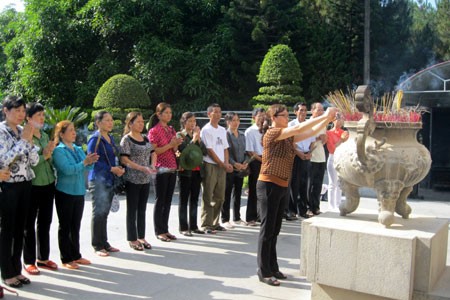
top-left (275, 108), bottom-right (337, 142)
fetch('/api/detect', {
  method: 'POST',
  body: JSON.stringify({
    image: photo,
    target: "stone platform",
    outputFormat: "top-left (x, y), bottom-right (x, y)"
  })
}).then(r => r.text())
top-left (300, 210), bottom-right (449, 300)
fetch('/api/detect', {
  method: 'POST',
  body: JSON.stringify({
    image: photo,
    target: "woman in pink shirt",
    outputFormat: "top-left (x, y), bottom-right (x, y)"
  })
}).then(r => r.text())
top-left (326, 115), bottom-right (349, 211)
top-left (147, 103), bottom-right (183, 242)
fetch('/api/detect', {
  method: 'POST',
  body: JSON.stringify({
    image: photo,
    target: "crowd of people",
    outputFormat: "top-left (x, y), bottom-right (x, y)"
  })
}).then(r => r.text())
top-left (0, 95), bottom-right (340, 293)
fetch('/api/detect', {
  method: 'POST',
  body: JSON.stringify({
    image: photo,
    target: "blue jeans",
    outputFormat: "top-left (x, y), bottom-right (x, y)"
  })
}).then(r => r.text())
top-left (89, 181), bottom-right (114, 251)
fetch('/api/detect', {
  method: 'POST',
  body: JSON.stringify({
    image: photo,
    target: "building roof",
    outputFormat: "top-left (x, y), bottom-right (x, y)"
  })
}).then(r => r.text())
top-left (399, 60), bottom-right (450, 107)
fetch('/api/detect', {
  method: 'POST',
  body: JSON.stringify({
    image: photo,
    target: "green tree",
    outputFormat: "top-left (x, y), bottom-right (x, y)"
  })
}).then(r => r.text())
top-left (435, 0), bottom-right (450, 60)
top-left (92, 74), bottom-right (152, 141)
top-left (253, 44), bottom-right (303, 105)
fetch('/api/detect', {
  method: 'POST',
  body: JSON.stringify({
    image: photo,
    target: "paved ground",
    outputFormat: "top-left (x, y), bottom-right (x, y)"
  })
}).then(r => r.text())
top-left (7, 186), bottom-right (450, 300)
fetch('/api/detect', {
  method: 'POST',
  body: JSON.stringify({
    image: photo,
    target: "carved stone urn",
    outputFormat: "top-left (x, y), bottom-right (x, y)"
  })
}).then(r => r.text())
top-left (333, 85), bottom-right (432, 227)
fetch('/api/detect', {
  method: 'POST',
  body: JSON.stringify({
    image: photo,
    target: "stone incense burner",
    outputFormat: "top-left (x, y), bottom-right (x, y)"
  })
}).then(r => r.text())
top-left (333, 85), bottom-right (432, 227)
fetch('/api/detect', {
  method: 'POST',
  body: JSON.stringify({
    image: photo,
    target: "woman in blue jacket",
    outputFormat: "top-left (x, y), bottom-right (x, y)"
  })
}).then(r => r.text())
top-left (52, 120), bottom-right (98, 270)
top-left (87, 111), bottom-right (125, 256)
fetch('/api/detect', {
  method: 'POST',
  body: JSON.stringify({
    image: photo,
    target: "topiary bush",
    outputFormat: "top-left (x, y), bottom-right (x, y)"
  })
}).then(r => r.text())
top-left (91, 74), bottom-right (153, 142)
top-left (94, 74), bottom-right (151, 109)
top-left (252, 44), bottom-right (304, 106)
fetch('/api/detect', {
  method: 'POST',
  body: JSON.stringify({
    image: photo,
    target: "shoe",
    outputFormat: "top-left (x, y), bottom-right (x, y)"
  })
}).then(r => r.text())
top-left (95, 249), bottom-right (110, 257)
top-left (157, 234), bottom-right (171, 242)
top-left (257, 270), bottom-right (280, 286)
top-left (214, 225), bottom-right (227, 231)
top-left (234, 220), bottom-right (247, 226)
top-left (192, 229), bottom-right (205, 234)
top-left (247, 220), bottom-right (257, 226)
top-left (180, 231), bottom-right (193, 237)
top-left (129, 241), bottom-right (144, 251)
top-left (222, 222), bottom-right (234, 229)
top-left (106, 246), bottom-right (120, 252)
top-left (138, 239), bottom-right (152, 249)
top-left (306, 210), bottom-right (315, 217)
top-left (299, 213), bottom-right (310, 219)
top-left (24, 264), bottom-right (40, 275)
top-left (166, 233), bottom-right (177, 240)
top-left (37, 260), bottom-right (58, 271)
top-left (313, 210), bottom-right (321, 215)
top-left (273, 271), bottom-right (287, 280)
top-left (74, 258), bottom-right (91, 265)
top-left (62, 262), bottom-right (79, 270)
top-left (16, 275), bottom-right (30, 285)
top-left (2, 279), bottom-right (22, 289)
top-left (285, 213), bottom-right (298, 221)
top-left (204, 228), bottom-right (217, 234)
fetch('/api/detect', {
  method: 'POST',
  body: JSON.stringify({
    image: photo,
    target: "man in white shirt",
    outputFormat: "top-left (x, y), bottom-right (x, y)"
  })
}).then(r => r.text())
top-left (200, 104), bottom-right (233, 233)
top-left (288, 103), bottom-right (315, 219)
top-left (309, 102), bottom-right (328, 215)
top-left (244, 108), bottom-right (265, 226)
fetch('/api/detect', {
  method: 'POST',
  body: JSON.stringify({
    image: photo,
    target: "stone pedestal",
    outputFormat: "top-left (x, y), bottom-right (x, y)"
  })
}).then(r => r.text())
top-left (300, 210), bottom-right (449, 300)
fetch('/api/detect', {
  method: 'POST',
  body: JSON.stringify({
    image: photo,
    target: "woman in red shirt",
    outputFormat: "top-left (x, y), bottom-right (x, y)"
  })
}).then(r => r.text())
top-left (148, 103), bottom-right (183, 242)
top-left (326, 116), bottom-right (349, 211)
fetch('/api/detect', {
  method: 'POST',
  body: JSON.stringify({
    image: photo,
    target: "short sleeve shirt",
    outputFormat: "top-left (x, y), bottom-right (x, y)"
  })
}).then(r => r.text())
top-left (244, 124), bottom-right (263, 156)
top-left (120, 135), bottom-right (154, 184)
top-left (200, 123), bottom-right (229, 164)
top-left (258, 127), bottom-right (295, 187)
top-left (148, 123), bottom-right (177, 169)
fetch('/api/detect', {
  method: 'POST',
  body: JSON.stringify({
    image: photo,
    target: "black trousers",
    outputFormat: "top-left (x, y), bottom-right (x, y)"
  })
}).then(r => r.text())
top-left (0, 181), bottom-right (32, 280)
top-left (178, 171), bottom-right (201, 231)
top-left (256, 180), bottom-right (287, 278)
top-left (126, 181), bottom-right (150, 241)
top-left (89, 181), bottom-right (114, 251)
top-left (309, 161), bottom-right (326, 212)
top-left (55, 190), bottom-right (84, 264)
top-left (289, 157), bottom-right (310, 216)
top-left (23, 183), bottom-right (55, 265)
top-left (246, 160), bottom-right (261, 222)
top-left (154, 172), bottom-right (176, 235)
top-left (222, 172), bottom-right (244, 222)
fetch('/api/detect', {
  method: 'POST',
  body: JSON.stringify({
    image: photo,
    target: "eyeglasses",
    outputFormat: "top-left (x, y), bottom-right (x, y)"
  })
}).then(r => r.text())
top-left (275, 113), bottom-right (289, 118)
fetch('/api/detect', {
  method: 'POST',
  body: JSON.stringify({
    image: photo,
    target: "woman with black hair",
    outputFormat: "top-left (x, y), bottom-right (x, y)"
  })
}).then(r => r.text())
top-left (120, 112), bottom-right (156, 251)
top-left (87, 111), bottom-right (125, 257)
top-left (23, 102), bottom-right (58, 275)
top-left (256, 104), bottom-right (336, 286)
top-left (147, 103), bottom-right (183, 242)
top-left (0, 95), bottom-right (39, 288)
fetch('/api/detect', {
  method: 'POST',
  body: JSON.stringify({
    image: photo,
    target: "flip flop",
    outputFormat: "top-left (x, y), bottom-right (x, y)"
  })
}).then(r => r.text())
top-left (95, 249), bottom-right (110, 257)
top-left (37, 260), bottom-right (58, 271)
top-left (24, 264), bottom-right (40, 275)
top-left (129, 242), bottom-right (144, 251)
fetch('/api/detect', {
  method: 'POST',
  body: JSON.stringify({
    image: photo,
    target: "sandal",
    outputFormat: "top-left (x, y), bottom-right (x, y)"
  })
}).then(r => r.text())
top-left (0, 284), bottom-right (19, 297)
top-left (62, 262), bottom-right (79, 270)
top-left (129, 242), bottom-right (143, 251)
top-left (257, 270), bottom-right (280, 286)
top-left (157, 235), bottom-right (171, 242)
top-left (37, 260), bottom-right (58, 271)
top-left (24, 264), bottom-right (40, 275)
top-left (2, 279), bottom-right (22, 289)
top-left (95, 249), bottom-right (110, 257)
top-left (273, 271), bottom-right (287, 280)
top-left (15, 276), bottom-right (30, 285)
top-left (137, 240), bottom-right (152, 249)
top-left (166, 233), bottom-right (177, 240)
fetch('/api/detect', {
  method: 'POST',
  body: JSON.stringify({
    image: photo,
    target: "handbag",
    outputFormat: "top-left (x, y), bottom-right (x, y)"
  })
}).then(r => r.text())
top-left (227, 131), bottom-right (251, 178)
